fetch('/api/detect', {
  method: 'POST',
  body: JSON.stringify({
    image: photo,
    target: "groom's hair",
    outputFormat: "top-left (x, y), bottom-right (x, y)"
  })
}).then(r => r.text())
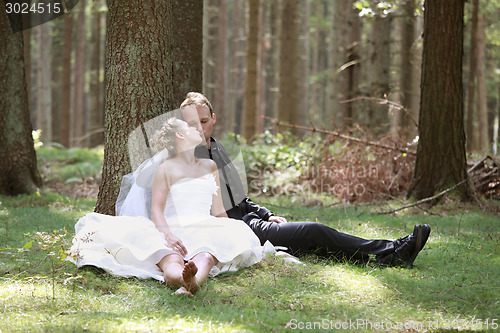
top-left (180, 92), bottom-right (214, 115)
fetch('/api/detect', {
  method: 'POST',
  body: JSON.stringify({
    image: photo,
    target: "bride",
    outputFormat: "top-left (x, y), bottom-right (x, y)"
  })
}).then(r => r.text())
top-left (69, 116), bottom-right (267, 297)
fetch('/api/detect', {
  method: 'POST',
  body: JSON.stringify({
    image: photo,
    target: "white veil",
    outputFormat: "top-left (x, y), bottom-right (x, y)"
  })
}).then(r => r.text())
top-left (115, 149), bottom-right (169, 218)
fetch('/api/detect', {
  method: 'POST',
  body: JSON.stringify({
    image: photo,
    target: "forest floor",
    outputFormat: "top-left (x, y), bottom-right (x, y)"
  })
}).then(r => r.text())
top-left (0, 147), bottom-right (499, 332)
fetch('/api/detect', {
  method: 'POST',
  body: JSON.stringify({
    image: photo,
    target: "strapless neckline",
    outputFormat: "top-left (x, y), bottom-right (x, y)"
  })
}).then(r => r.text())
top-left (170, 174), bottom-right (215, 188)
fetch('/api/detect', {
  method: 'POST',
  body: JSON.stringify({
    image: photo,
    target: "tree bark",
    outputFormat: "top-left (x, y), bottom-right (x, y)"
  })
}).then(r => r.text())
top-left (278, 0), bottom-right (299, 133)
top-left (95, 0), bottom-right (202, 215)
top-left (465, 0), bottom-right (478, 151)
top-left (73, 0), bottom-right (86, 147)
top-left (242, 0), bottom-right (259, 140)
top-left (0, 9), bottom-right (42, 195)
top-left (368, 8), bottom-right (392, 131)
top-left (475, 10), bottom-right (488, 153)
top-left (51, 18), bottom-right (63, 144)
top-left (407, 0), bottom-right (472, 201)
top-left (171, 1), bottom-right (203, 106)
top-left (60, 12), bottom-right (72, 148)
top-left (396, 0), bottom-right (417, 138)
top-left (88, 0), bottom-right (103, 147)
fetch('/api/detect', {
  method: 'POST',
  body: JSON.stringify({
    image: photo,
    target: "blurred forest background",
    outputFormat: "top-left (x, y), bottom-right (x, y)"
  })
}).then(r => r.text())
top-left (2, 0), bottom-right (500, 210)
top-left (24, 0), bottom-right (500, 152)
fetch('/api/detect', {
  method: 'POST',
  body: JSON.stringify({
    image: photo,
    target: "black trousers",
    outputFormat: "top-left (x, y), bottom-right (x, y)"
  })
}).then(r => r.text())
top-left (247, 219), bottom-right (394, 259)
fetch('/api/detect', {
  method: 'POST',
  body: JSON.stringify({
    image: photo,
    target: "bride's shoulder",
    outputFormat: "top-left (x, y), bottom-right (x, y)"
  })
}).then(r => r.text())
top-left (198, 158), bottom-right (217, 171)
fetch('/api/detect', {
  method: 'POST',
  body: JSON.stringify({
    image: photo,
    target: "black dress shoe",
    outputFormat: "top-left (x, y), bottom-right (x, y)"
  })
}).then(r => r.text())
top-left (377, 225), bottom-right (423, 267)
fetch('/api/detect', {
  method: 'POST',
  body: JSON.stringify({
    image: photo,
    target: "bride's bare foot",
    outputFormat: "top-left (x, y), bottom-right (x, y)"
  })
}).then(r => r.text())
top-left (182, 260), bottom-right (199, 294)
top-left (173, 286), bottom-right (194, 298)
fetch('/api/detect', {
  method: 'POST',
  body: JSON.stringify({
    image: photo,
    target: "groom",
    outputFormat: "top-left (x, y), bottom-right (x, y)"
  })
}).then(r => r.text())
top-left (181, 92), bottom-right (430, 267)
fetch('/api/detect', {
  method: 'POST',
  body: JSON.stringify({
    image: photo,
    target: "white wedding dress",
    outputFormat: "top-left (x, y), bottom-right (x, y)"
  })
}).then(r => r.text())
top-left (68, 174), bottom-right (268, 282)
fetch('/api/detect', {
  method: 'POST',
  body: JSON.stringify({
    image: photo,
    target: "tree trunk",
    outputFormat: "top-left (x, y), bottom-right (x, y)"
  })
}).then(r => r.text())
top-left (171, 1), bottom-right (203, 106)
top-left (396, 0), bottom-right (417, 138)
top-left (73, 0), bottom-right (86, 147)
top-left (267, 0), bottom-right (280, 123)
top-left (88, 0), bottom-right (103, 147)
top-left (22, 18), bottom-right (31, 122)
top-left (278, 0), bottom-right (299, 132)
top-left (0, 9), bottom-right (42, 195)
top-left (202, 0), bottom-right (218, 111)
top-left (475, 10), bottom-right (488, 153)
top-left (51, 19), bottom-right (63, 144)
top-left (465, 0), bottom-right (478, 151)
top-left (327, 0), bottom-right (343, 128)
top-left (497, 82), bottom-right (500, 153)
top-left (368, 10), bottom-right (392, 131)
top-left (407, 0), bottom-right (472, 201)
top-left (242, 0), bottom-right (259, 140)
top-left (214, 0), bottom-right (228, 133)
top-left (95, 0), bottom-right (202, 215)
top-left (60, 12), bottom-right (72, 148)
top-left (298, 0), bottom-right (309, 129)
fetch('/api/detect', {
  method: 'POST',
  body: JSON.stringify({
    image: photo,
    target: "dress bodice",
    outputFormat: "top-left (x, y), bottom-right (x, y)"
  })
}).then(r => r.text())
top-left (164, 174), bottom-right (218, 218)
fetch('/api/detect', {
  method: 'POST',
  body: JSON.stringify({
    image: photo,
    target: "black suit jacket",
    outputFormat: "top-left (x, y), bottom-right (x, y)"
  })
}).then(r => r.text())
top-left (195, 138), bottom-right (273, 223)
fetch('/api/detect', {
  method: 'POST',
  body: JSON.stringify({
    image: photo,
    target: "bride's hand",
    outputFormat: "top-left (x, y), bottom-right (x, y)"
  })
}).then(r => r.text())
top-left (164, 233), bottom-right (187, 257)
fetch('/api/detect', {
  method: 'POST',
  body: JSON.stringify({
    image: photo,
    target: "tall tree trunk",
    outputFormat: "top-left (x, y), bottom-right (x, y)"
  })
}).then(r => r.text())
top-left (51, 19), bottom-right (63, 144)
top-left (466, 0), bottom-right (478, 151)
top-left (88, 0), bottom-right (103, 147)
top-left (278, 0), bottom-right (299, 132)
top-left (475, 10), bottom-right (488, 153)
top-left (60, 12), bottom-right (73, 148)
top-left (0, 9), bottom-right (42, 195)
top-left (497, 82), bottom-right (500, 153)
top-left (328, 2), bottom-right (361, 130)
top-left (368, 10), bottom-right (392, 131)
top-left (309, 0), bottom-right (321, 122)
top-left (242, 0), bottom-right (259, 140)
top-left (214, 0), bottom-right (228, 133)
top-left (95, 0), bottom-right (202, 215)
top-left (256, 0), bottom-right (266, 134)
top-left (22, 17), bottom-right (31, 122)
top-left (408, 0), bottom-right (472, 201)
top-left (267, 0), bottom-right (280, 123)
top-left (202, 0), bottom-right (218, 111)
top-left (327, 0), bottom-right (343, 128)
top-left (73, 0), bottom-right (86, 147)
top-left (171, 1), bottom-right (203, 106)
top-left (226, 0), bottom-right (242, 133)
top-left (396, 0), bottom-right (417, 138)
top-left (298, 0), bottom-right (309, 128)
top-left (40, 23), bottom-right (52, 142)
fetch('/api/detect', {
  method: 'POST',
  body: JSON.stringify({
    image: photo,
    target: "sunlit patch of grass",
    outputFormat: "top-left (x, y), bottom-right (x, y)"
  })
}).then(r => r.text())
top-left (311, 264), bottom-right (394, 304)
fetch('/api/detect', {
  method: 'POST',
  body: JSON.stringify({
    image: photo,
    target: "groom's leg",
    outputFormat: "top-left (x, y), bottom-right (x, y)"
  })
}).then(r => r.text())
top-left (247, 219), bottom-right (394, 258)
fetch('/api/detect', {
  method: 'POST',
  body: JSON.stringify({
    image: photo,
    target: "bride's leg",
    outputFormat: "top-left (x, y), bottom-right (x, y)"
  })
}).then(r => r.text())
top-left (157, 253), bottom-right (184, 287)
top-left (183, 252), bottom-right (218, 294)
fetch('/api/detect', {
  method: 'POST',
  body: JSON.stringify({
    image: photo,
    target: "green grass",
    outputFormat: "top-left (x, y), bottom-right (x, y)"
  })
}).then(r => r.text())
top-left (0, 149), bottom-right (499, 332)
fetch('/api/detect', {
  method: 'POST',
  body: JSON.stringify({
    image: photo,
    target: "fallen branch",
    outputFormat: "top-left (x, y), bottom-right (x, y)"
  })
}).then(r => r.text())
top-left (263, 116), bottom-right (416, 156)
top-left (377, 177), bottom-right (472, 214)
top-left (340, 96), bottom-right (418, 128)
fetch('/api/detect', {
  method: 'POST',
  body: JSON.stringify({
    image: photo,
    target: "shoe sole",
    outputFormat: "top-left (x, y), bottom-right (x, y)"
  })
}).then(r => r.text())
top-left (407, 225), bottom-right (423, 267)
top-left (417, 224), bottom-right (431, 252)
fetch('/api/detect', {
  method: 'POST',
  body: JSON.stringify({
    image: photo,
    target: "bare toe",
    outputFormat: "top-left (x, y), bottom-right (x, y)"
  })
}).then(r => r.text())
top-left (182, 260), bottom-right (199, 293)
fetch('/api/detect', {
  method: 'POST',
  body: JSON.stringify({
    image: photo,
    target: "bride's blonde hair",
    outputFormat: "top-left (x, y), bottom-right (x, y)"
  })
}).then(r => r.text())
top-left (150, 117), bottom-right (180, 155)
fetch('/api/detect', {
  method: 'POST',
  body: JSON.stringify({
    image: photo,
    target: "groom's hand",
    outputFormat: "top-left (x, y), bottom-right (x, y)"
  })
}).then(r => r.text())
top-left (268, 216), bottom-right (287, 224)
